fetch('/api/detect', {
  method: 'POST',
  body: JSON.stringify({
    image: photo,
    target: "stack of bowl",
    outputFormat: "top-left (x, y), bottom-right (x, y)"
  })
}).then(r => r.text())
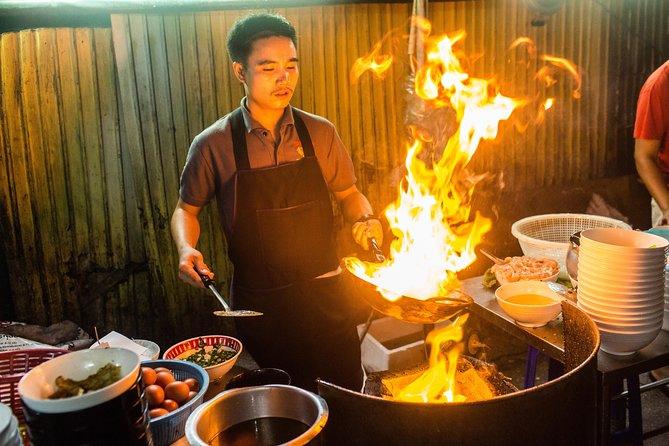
top-left (576, 228), bottom-right (666, 356)
top-left (665, 264), bottom-right (669, 331)
top-left (0, 403), bottom-right (21, 446)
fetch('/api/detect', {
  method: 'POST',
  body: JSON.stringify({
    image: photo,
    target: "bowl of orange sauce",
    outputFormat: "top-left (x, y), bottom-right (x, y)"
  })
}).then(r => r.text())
top-left (495, 281), bottom-right (563, 327)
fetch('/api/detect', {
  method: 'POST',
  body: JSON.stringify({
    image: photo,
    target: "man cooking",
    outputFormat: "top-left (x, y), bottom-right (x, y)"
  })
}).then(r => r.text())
top-left (170, 12), bottom-right (382, 392)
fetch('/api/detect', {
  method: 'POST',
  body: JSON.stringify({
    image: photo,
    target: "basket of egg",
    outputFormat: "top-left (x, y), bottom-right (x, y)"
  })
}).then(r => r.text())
top-left (141, 360), bottom-right (209, 446)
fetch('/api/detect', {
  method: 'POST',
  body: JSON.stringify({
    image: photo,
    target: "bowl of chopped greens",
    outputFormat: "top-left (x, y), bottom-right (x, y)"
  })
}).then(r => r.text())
top-left (17, 348), bottom-right (140, 414)
top-left (163, 335), bottom-right (242, 381)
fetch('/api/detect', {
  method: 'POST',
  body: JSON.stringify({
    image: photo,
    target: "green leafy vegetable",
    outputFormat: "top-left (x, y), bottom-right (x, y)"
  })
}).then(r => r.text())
top-left (184, 338), bottom-right (236, 368)
top-left (482, 268), bottom-right (498, 289)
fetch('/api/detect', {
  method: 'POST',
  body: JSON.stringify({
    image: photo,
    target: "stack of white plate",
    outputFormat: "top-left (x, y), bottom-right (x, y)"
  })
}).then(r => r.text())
top-left (577, 228), bottom-right (666, 356)
top-left (0, 403), bottom-right (21, 446)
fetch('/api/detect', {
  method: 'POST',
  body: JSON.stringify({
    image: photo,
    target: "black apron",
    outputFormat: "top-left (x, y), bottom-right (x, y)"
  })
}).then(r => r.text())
top-left (227, 107), bottom-right (363, 392)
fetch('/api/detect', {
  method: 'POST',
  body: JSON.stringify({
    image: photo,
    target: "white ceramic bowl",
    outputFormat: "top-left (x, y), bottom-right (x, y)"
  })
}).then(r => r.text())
top-left (163, 335), bottom-right (242, 381)
top-left (577, 281), bottom-right (665, 298)
top-left (18, 348), bottom-right (140, 414)
top-left (580, 228), bottom-right (669, 252)
top-left (577, 300), bottom-right (664, 322)
top-left (578, 254), bottom-right (666, 272)
top-left (579, 247), bottom-right (667, 262)
top-left (591, 317), bottom-right (663, 333)
top-left (577, 284), bottom-right (664, 302)
top-left (495, 281), bottom-right (562, 327)
top-left (576, 260), bottom-right (664, 282)
top-left (587, 312), bottom-right (663, 329)
top-left (577, 291), bottom-right (664, 310)
top-left (134, 339), bottom-right (160, 360)
top-left (577, 283), bottom-right (664, 303)
top-left (579, 256), bottom-right (667, 271)
top-left (598, 326), bottom-right (662, 356)
top-left (576, 296), bottom-right (664, 317)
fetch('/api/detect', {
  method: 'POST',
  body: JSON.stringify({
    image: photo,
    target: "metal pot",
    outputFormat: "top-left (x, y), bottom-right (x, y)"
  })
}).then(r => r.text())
top-left (185, 385), bottom-right (328, 445)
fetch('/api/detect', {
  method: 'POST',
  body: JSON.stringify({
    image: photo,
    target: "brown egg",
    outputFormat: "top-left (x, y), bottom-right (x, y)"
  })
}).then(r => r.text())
top-left (164, 381), bottom-right (190, 403)
top-left (184, 378), bottom-right (199, 392)
top-left (155, 371), bottom-right (175, 388)
top-left (149, 408), bottom-right (169, 419)
top-left (161, 399), bottom-right (179, 412)
top-left (145, 384), bottom-right (165, 407)
top-left (141, 367), bottom-right (157, 386)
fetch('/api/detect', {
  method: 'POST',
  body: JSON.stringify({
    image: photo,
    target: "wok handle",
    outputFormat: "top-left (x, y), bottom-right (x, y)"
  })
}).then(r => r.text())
top-left (370, 238), bottom-right (385, 263)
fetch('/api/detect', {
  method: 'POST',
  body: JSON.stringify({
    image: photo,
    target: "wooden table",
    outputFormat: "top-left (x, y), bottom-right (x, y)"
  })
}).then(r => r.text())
top-left (460, 277), bottom-right (669, 446)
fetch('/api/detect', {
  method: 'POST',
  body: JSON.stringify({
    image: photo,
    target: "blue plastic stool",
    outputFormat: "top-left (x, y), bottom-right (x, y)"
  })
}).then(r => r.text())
top-left (524, 346), bottom-right (564, 388)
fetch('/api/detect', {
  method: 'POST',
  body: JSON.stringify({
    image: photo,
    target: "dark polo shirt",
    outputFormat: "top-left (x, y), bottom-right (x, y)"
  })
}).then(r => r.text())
top-left (179, 99), bottom-right (357, 235)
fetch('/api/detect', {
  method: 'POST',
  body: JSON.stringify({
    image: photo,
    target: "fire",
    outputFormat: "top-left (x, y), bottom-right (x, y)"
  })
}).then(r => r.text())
top-left (396, 314), bottom-right (469, 403)
top-left (350, 40), bottom-right (393, 83)
top-left (540, 55), bottom-right (581, 99)
top-left (346, 29), bottom-right (521, 302)
top-left (348, 20), bottom-right (580, 404)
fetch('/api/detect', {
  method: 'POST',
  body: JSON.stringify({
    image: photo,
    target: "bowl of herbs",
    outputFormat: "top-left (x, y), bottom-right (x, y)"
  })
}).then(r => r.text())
top-left (163, 335), bottom-right (242, 381)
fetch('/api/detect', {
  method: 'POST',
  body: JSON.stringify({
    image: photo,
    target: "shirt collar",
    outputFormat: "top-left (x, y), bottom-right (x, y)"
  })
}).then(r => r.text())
top-left (240, 97), bottom-right (295, 133)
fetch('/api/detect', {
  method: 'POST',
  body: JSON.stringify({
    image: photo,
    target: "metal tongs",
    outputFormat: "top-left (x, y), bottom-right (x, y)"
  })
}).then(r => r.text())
top-left (196, 270), bottom-right (263, 317)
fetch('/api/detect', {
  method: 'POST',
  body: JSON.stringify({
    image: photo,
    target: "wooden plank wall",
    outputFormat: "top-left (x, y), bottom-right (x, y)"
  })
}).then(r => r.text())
top-left (1, 0), bottom-right (666, 344)
top-left (0, 28), bottom-right (152, 336)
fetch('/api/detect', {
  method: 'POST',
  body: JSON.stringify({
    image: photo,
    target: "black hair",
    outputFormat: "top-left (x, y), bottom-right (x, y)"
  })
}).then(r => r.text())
top-left (226, 13), bottom-right (297, 66)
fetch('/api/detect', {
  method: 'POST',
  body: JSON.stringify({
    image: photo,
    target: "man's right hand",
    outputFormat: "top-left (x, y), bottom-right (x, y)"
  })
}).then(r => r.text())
top-left (178, 246), bottom-right (214, 288)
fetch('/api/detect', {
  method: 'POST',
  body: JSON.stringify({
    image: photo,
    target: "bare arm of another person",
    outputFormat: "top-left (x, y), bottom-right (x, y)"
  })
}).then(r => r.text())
top-left (334, 185), bottom-right (383, 251)
top-left (171, 199), bottom-right (214, 288)
top-left (634, 138), bottom-right (669, 222)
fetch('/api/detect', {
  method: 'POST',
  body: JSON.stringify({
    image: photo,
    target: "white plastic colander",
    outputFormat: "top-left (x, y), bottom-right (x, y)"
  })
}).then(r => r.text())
top-left (511, 213), bottom-right (632, 277)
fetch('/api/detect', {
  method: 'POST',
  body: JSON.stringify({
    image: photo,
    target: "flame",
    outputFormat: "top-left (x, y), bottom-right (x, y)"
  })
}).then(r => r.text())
top-left (345, 29), bottom-right (521, 302)
top-left (509, 36), bottom-right (537, 58)
top-left (540, 54), bottom-right (581, 99)
top-left (351, 41), bottom-right (394, 83)
top-left (347, 23), bottom-right (580, 404)
top-left (396, 314), bottom-right (469, 403)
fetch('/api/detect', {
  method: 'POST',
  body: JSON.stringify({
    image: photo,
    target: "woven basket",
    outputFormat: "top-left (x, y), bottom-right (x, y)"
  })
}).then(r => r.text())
top-left (144, 359), bottom-right (209, 446)
top-left (511, 213), bottom-right (632, 277)
top-left (0, 348), bottom-right (70, 423)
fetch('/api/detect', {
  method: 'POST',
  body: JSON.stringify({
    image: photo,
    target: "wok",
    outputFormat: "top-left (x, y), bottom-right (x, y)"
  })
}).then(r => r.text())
top-left (343, 262), bottom-right (473, 324)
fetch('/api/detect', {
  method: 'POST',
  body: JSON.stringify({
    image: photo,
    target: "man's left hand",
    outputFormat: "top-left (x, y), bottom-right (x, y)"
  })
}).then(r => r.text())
top-left (352, 218), bottom-right (383, 251)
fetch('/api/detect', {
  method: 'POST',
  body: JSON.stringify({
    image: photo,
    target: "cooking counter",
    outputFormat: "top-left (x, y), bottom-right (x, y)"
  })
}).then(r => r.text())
top-left (460, 276), bottom-right (669, 374)
top-left (461, 276), bottom-right (669, 445)
top-left (460, 276), bottom-right (566, 361)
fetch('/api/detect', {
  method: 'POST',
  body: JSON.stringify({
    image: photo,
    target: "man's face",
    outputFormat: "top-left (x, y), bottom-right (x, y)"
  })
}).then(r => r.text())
top-left (234, 36), bottom-right (299, 111)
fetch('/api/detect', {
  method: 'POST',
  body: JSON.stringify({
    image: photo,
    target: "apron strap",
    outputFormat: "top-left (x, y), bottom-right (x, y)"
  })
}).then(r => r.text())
top-left (292, 109), bottom-right (316, 158)
top-left (230, 108), bottom-right (251, 171)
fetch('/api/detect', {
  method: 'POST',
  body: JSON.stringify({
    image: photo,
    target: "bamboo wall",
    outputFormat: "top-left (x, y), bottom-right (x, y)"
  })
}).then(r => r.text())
top-left (1, 0), bottom-right (666, 344)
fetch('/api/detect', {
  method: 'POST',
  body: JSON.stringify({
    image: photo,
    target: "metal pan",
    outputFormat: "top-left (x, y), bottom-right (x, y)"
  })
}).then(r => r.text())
top-left (343, 263), bottom-right (472, 324)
